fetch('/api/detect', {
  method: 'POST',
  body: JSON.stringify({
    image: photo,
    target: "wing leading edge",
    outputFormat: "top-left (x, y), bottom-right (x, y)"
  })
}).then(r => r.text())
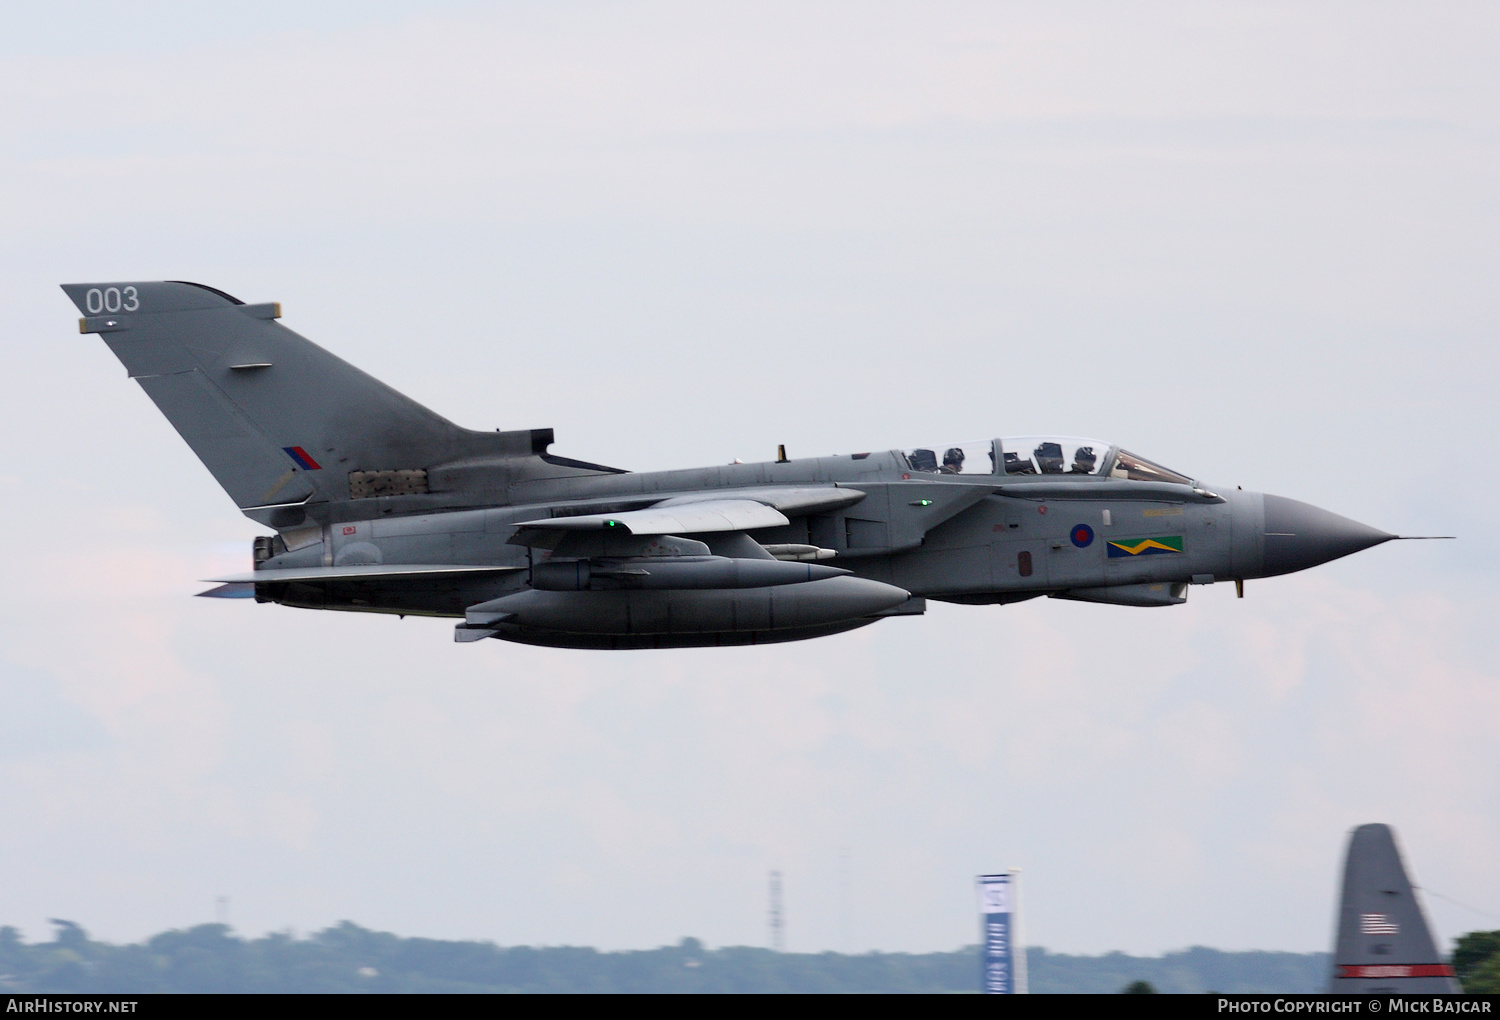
top-left (515, 499), bottom-right (789, 536)
top-left (509, 486), bottom-right (867, 543)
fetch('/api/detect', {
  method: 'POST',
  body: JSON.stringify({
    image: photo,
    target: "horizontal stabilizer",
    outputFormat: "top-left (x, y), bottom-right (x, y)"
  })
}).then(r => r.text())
top-left (514, 498), bottom-right (789, 536)
top-left (208, 564), bottom-right (524, 584)
top-left (196, 582), bottom-right (256, 598)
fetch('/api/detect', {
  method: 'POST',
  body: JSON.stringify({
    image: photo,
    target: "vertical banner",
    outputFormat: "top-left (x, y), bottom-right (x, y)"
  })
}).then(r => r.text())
top-left (977, 871), bottom-right (1025, 994)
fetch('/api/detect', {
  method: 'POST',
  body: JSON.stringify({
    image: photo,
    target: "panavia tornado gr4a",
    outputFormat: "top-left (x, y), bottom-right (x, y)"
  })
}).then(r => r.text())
top-left (64, 280), bottom-right (1430, 650)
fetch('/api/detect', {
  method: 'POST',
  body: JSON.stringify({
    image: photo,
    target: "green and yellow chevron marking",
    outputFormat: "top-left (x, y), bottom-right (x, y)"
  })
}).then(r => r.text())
top-left (1106, 535), bottom-right (1184, 558)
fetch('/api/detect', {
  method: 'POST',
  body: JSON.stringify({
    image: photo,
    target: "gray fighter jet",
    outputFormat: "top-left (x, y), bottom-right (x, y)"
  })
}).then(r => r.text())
top-left (63, 280), bottom-right (1429, 650)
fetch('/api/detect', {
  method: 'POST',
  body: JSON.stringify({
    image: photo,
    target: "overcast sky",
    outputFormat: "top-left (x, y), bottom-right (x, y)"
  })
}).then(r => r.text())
top-left (1, 1), bottom-right (1497, 957)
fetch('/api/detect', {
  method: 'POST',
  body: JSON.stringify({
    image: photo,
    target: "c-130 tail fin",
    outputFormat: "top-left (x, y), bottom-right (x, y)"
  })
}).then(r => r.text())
top-left (62, 281), bottom-right (611, 526)
top-left (1329, 823), bottom-right (1460, 993)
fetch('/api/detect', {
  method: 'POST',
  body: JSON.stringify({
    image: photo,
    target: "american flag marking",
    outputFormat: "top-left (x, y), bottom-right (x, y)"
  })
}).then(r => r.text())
top-left (1360, 912), bottom-right (1399, 935)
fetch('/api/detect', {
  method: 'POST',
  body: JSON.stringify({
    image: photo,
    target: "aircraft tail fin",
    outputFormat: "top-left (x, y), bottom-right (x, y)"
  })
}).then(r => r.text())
top-left (62, 281), bottom-right (601, 526)
top-left (1329, 823), bottom-right (1460, 992)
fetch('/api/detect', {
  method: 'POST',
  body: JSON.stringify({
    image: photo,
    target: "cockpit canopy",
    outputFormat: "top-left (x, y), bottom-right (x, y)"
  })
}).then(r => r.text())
top-left (999, 436), bottom-right (1106, 476)
top-left (900, 440), bottom-right (996, 475)
top-left (900, 437), bottom-right (1192, 485)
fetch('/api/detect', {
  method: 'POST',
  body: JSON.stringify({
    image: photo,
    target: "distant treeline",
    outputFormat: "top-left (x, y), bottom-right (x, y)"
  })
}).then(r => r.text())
top-left (0, 920), bottom-right (1345, 993)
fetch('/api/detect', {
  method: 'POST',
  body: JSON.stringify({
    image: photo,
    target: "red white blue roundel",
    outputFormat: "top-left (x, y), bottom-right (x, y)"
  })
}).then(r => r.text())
top-left (1070, 523), bottom-right (1095, 548)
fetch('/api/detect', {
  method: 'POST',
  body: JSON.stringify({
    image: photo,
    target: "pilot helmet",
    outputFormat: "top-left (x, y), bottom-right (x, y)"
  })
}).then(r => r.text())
top-left (942, 447), bottom-right (966, 468)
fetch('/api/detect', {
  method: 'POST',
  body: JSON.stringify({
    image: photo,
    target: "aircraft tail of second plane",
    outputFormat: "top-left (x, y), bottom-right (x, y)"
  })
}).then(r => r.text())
top-left (1329, 823), bottom-right (1460, 993)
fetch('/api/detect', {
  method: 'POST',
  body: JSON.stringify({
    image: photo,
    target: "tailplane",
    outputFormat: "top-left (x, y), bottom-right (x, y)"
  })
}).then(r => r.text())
top-left (1329, 823), bottom-right (1460, 992)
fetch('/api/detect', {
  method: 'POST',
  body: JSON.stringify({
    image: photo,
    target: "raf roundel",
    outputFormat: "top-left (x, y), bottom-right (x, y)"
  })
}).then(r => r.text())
top-left (1070, 523), bottom-right (1095, 548)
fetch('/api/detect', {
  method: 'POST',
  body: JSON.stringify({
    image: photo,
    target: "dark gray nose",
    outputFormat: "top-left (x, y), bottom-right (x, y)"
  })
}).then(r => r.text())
top-left (1261, 495), bottom-right (1393, 577)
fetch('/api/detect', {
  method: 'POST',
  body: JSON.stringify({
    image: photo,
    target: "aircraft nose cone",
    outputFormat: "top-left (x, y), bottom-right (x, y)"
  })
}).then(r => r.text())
top-left (1260, 494), bottom-right (1393, 577)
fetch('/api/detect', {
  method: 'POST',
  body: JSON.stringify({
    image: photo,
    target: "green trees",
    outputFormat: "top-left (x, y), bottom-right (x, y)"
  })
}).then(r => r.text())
top-left (1454, 930), bottom-right (1500, 993)
top-left (0, 921), bottom-right (1332, 993)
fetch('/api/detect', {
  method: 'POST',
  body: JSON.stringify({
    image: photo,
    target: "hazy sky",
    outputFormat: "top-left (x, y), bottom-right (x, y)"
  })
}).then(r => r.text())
top-left (2, 2), bottom-right (1497, 956)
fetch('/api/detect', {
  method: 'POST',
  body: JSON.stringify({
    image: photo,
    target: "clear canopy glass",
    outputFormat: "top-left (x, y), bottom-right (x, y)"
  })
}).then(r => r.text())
top-left (901, 440), bottom-right (997, 475)
top-left (899, 437), bottom-right (1194, 484)
top-left (1108, 449), bottom-right (1192, 485)
top-left (998, 436), bottom-right (1109, 476)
